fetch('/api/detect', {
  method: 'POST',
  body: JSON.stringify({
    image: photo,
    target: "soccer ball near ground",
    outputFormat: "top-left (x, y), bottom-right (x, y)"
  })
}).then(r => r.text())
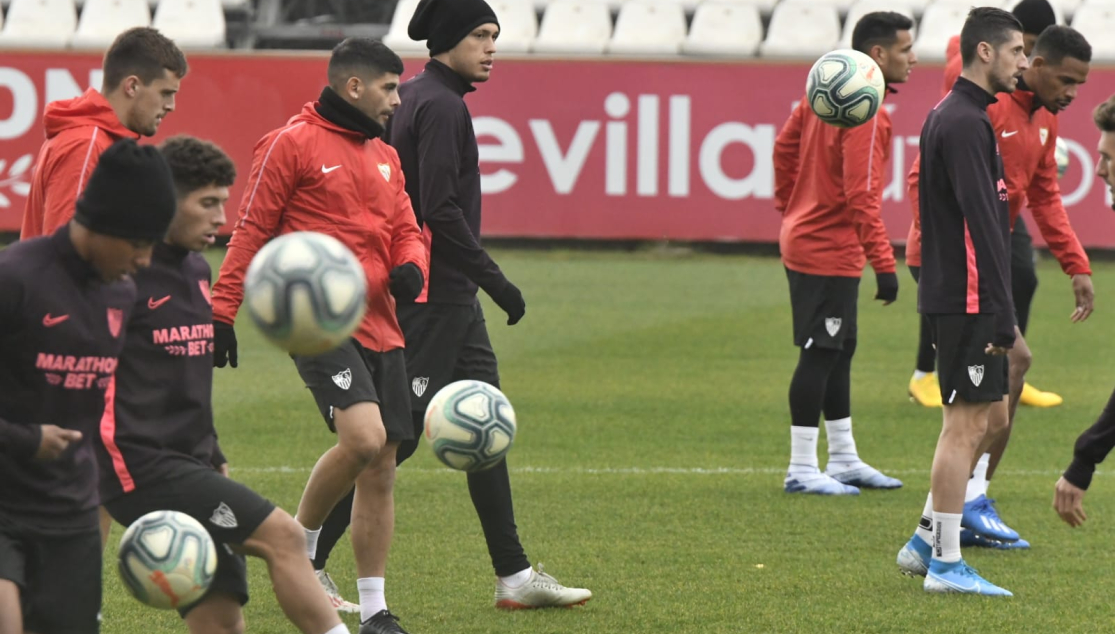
top-left (424, 380), bottom-right (517, 472)
top-left (117, 510), bottom-right (218, 610)
top-left (1056, 136), bottom-right (1070, 179)
top-left (244, 231), bottom-right (367, 356)
top-left (806, 49), bottom-right (886, 129)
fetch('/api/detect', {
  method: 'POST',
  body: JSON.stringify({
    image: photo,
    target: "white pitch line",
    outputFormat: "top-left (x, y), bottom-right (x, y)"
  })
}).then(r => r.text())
top-left (229, 465), bottom-right (1108, 478)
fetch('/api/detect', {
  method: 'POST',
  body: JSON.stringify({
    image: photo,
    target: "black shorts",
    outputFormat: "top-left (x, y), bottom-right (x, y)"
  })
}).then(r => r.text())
top-left (292, 341), bottom-right (413, 441)
top-left (929, 314), bottom-right (1009, 404)
top-left (103, 462), bottom-right (275, 617)
top-left (0, 513), bottom-right (101, 633)
top-left (785, 268), bottom-right (859, 350)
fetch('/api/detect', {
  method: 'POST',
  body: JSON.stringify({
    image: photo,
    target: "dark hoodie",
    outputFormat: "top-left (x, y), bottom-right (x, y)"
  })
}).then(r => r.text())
top-left (20, 88), bottom-right (137, 240)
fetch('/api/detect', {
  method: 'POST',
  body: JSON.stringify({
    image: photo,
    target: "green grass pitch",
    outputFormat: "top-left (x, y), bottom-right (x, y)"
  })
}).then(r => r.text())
top-left (100, 247), bottom-right (1115, 633)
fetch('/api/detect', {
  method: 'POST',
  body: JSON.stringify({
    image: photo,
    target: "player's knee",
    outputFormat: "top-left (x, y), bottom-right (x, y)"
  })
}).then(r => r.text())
top-left (1009, 348), bottom-right (1033, 381)
top-left (245, 509), bottom-right (305, 562)
top-left (360, 448), bottom-right (398, 494)
top-left (338, 425), bottom-right (387, 466)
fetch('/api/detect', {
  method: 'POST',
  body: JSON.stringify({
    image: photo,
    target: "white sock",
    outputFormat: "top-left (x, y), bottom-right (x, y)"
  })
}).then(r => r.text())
top-left (915, 492), bottom-right (934, 546)
top-left (322, 625), bottom-right (350, 634)
top-left (913, 370), bottom-right (929, 381)
top-left (499, 567), bottom-right (533, 589)
top-left (824, 417), bottom-right (860, 466)
top-left (300, 524), bottom-right (321, 560)
top-left (965, 453), bottom-right (991, 502)
top-left (357, 577), bottom-right (387, 622)
top-left (789, 426), bottom-right (820, 475)
top-left (932, 511), bottom-right (963, 563)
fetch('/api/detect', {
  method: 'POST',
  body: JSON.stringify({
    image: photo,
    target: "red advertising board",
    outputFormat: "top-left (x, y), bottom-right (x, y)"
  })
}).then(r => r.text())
top-left (1, 51), bottom-right (1112, 246)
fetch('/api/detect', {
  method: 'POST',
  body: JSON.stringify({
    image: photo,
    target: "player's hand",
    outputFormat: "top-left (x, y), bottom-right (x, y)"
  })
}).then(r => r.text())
top-left (1054, 476), bottom-right (1088, 527)
top-left (216, 462), bottom-right (230, 477)
top-left (489, 279), bottom-right (526, 326)
top-left (984, 344), bottom-right (1010, 356)
top-left (35, 425), bottom-right (82, 461)
top-left (213, 321), bottom-right (238, 369)
top-left (1070, 274), bottom-right (1094, 323)
top-left (388, 263), bottom-right (424, 303)
top-left (874, 271), bottom-right (898, 305)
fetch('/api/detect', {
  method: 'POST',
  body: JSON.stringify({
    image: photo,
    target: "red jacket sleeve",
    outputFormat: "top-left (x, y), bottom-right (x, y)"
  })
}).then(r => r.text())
top-left (211, 131), bottom-right (300, 325)
top-left (942, 37), bottom-right (962, 97)
top-left (1027, 126), bottom-right (1091, 276)
top-left (773, 102), bottom-right (804, 214)
top-left (388, 152), bottom-right (429, 280)
top-left (38, 133), bottom-right (105, 236)
top-left (842, 112), bottom-right (896, 274)
top-left (905, 154), bottom-right (922, 266)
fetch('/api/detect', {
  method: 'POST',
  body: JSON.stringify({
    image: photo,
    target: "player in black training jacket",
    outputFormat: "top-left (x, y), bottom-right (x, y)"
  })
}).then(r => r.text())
top-left (1054, 95), bottom-right (1115, 527)
top-left (894, 7), bottom-right (1028, 597)
top-left (0, 139), bottom-right (175, 634)
top-left (95, 137), bottom-right (353, 634)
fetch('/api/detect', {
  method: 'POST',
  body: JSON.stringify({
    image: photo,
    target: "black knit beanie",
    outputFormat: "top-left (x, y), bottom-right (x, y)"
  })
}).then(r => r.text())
top-left (74, 139), bottom-right (177, 241)
top-left (408, 0), bottom-right (500, 56)
top-left (1012, 0), bottom-right (1057, 35)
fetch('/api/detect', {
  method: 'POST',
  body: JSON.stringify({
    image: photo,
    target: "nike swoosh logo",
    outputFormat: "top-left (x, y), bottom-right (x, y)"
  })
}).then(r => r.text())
top-left (321, 165), bottom-right (341, 173)
top-left (1001, 130), bottom-right (1018, 138)
top-left (148, 295), bottom-right (172, 310)
top-left (43, 314), bottom-right (69, 327)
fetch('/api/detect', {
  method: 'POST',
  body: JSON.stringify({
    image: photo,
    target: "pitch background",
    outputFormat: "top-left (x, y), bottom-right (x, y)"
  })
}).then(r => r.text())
top-left (100, 247), bottom-right (1115, 633)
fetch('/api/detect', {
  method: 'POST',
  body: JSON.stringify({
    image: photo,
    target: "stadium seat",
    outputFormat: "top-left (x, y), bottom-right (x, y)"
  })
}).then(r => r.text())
top-left (71, 0), bottom-right (150, 49)
top-left (383, 0), bottom-right (426, 53)
top-left (607, 0), bottom-right (687, 55)
top-left (152, 0), bottom-right (225, 48)
top-left (1072, 1), bottom-right (1115, 61)
top-left (759, 1), bottom-right (840, 58)
top-left (532, 0), bottom-right (612, 54)
top-left (703, 0), bottom-right (778, 14)
top-left (803, 0), bottom-right (860, 15)
top-left (488, 0), bottom-right (538, 53)
top-left (840, 0), bottom-right (916, 48)
top-left (0, 0), bottom-right (77, 48)
top-left (681, 1), bottom-right (762, 56)
top-left (912, 1), bottom-right (969, 61)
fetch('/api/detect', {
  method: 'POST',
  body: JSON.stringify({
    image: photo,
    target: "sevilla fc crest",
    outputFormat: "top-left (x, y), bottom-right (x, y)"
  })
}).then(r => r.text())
top-left (824, 317), bottom-right (842, 337)
top-left (107, 308), bottom-right (123, 338)
top-left (1040, 128), bottom-right (1049, 146)
top-left (968, 364), bottom-right (985, 387)
top-left (378, 163), bottom-right (391, 182)
top-left (198, 280), bottom-right (212, 305)
top-left (412, 376), bottom-right (429, 397)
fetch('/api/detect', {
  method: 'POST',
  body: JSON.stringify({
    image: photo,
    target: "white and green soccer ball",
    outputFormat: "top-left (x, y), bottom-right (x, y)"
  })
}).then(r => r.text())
top-left (806, 49), bottom-right (886, 128)
top-left (1056, 136), bottom-right (1070, 179)
top-left (117, 510), bottom-right (217, 611)
top-left (244, 231), bottom-right (367, 356)
top-left (424, 380), bottom-right (517, 472)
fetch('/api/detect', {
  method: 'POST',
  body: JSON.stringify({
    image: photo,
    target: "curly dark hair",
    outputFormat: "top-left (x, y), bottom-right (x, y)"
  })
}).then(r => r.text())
top-left (158, 135), bottom-right (236, 197)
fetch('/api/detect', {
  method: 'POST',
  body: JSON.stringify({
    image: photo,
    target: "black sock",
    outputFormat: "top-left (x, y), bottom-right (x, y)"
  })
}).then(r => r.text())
top-left (823, 338), bottom-right (855, 421)
top-left (789, 346), bottom-right (842, 428)
top-left (313, 486), bottom-right (355, 571)
top-left (468, 457), bottom-right (531, 577)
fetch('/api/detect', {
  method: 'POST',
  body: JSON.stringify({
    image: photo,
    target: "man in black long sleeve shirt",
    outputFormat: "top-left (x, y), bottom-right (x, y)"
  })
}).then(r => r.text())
top-left (894, 8), bottom-right (1028, 597)
top-left (1054, 95), bottom-right (1115, 527)
top-left (0, 139), bottom-right (175, 634)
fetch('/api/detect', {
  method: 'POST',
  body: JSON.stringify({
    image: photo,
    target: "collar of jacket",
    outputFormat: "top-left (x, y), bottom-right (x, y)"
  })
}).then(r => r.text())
top-left (154, 240), bottom-right (190, 264)
top-left (51, 224), bottom-right (102, 285)
top-left (1011, 76), bottom-right (1043, 115)
top-left (314, 86), bottom-right (385, 140)
top-left (424, 59), bottom-right (476, 96)
top-left (953, 76), bottom-right (998, 109)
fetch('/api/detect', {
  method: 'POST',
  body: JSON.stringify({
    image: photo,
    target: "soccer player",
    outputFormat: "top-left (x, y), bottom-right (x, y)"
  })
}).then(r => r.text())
top-left (97, 136), bottom-right (352, 634)
top-left (0, 139), bottom-right (176, 634)
top-left (1052, 94), bottom-right (1115, 528)
top-left (311, 0), bottom-right (592, 610)
top-left (772, 12), bottom-right (915, 495)
top-left (21, 26), bottom-right (186, 239)
top-left (907, 0), bottom-right (1062, 410)
top-left (895, 7), bottom-right (1028, 596)
top-left (211, 38), bottom-right (427, 634)
top-left (906, 25), bottom-right (1094, 549)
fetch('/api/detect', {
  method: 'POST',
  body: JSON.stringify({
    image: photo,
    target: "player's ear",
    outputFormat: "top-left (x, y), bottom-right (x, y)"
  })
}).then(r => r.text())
top-left (345, 76), bottom-right (361, 100)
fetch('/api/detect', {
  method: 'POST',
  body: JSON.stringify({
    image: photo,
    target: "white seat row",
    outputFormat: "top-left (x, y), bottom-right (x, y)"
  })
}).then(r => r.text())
top-left (0, 0), bottom-right (226, 49)
top-left (385, 0), bottom-right (1115, 60)
top-left (483, 0), bottom-right (1089, 17)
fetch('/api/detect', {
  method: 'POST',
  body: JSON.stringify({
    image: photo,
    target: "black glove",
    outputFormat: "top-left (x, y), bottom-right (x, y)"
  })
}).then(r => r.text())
top-left (488, 279), bottom-right (526, 326)
top-left (875, 271), bottom-right (898, 304)
top-left (388, 263), bottom-right (424, 302)
top-left (213, 320), bottom-right (238, 368)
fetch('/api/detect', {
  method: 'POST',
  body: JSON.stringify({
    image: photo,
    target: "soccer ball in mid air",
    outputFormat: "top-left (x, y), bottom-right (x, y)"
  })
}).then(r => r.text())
top-left (424, 380), bottom-right (517, 472)
top-left (1056, 137), bottom-right (1070, 179)
top-left (117, 510), bottom-right (218, 610)
top-left (244, 231), bottom-right (367, 356)
top-left (806, 49), bottom-right (886, 128)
